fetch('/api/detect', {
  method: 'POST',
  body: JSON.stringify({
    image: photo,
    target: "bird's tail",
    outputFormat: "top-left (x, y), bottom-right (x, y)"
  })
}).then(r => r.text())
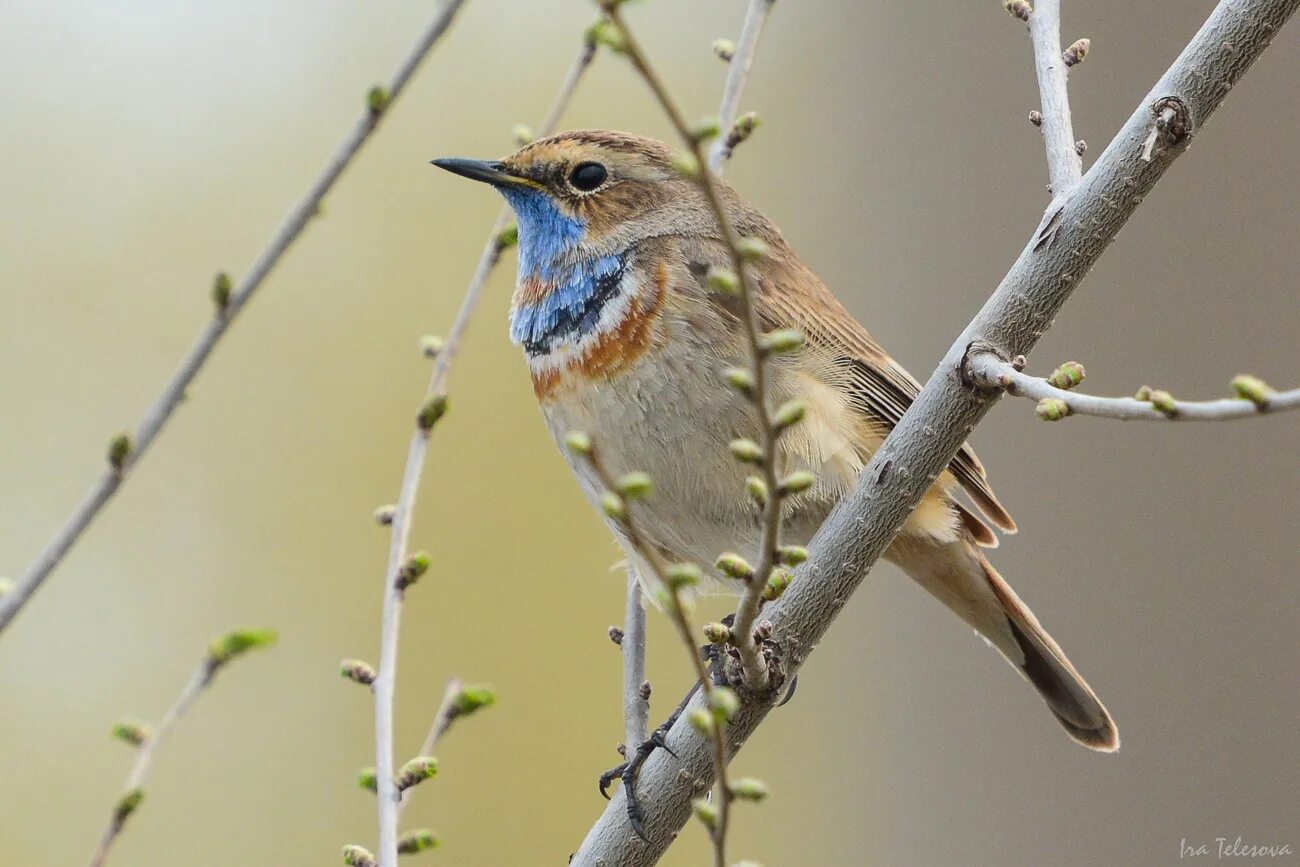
top-left (888, 533), bottom-right (1119, 752)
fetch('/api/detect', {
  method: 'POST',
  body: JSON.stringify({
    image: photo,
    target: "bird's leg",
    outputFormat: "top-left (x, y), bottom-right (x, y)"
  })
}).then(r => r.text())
top-left (599, 680), bottom-right (700, 840)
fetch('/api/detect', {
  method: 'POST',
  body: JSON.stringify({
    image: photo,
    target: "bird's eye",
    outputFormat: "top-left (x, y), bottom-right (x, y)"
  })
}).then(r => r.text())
top-left (569, 161), bottom-right (607, 192)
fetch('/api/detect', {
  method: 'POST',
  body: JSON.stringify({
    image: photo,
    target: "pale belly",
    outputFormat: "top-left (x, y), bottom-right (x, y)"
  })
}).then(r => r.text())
top-left (535, 340), bottom-right (862, 591)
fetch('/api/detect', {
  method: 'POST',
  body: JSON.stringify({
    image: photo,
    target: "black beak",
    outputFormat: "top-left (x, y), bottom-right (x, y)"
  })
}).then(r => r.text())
top-left (430, 157), bottom-right (534, 189)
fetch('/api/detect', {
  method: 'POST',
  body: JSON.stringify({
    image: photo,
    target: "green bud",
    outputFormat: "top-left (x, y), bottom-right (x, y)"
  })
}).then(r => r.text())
top-left (745, 475), bottom-right (768, 506)
top-left (730, 111), bottom-right (761, 145)
top-left (728, 438), bottom-right (763, 464)
top-left (373, 504), bottom-right (396, 526)
top-left (396, 551), bottom-right (431, 590)
top-left (687, 707), bottom-right (715, 734)
top-left (665, 562), bottom-right (703, 590)
top-left (762, 568), bottom-right (793, 601)
top-left (715, 552), bottom-right (755, 581)
top-left (600, 491), bottom-right (627, 521)
top-left (357, 767), bottom-right (378, 793)
top-left (585, 18), bottom-right (628, 53)
top-left (711, 37), bottom-right (736, 61)
top-left (724, 366), bottom-right (756, 397)
top-left (0, 577), bottom-right (12, 596)
top-left (496, 223), bottom-right (519, 249)
top-left (736, 236), bottom-right (770, 262)
top-left (395, 756), bottom-right (438, 791)
top-left (616, 471), bottom-right (654, 500)
top-left (777, 470), bottom-right (816, 497)
top-left (111, 718), bottom-right (150, 747)
top-left (1134, 385), bottom-right (1153, 401)
top-left (208, 628), bottom-right (277, 666)
top-left (1034, 397), bottom-right (1070, 421)
top-left (107, 433), bottom-right (133, 472)
top-left (731, 776), bottom-right (770, 802)
top-left (450, 684), bottom-right (497, 717)
top-left (1231, 374), bottom-right (1273, 406)
top-left (702, 621), bottom-right (732, 644)
top-left (397, 829), bottom-right (440, 854)
top-left (778, 545), bottom-right (809, 566)
top-left (670, 150), bottom-right (701, 178)
top-left (341, 844), bottom-right (377, 867)
top-left (113, 788), bottom-right (144, 827)
top-left (692, 797), bottom-right (718, 829)
top-left (760, 329), bottom-right (805, 355)
top-left (340, 659), bottom-right (377, 687)
top-left (692, 117), bottom-right (722, 144)
top-left (419, 334), bottom-right (444, 359)
top-left (706, 266), bottom-right (739, 295)
top-left (211, 271), bottom-right (233, 312)
top-left (366, 85), bottom-right (390, 114)
top-left (564, 430), bottom-right (592, 456)
top-left (772, 400), bottom-right (807, 429)
top-left (511, 123), bottom-right (535, 146)
top-left (709, 686), bottom-right (741, 721)
top-left (1148, 389), bottom-right (1176, 414)
top-left (416, 395), bottom-right (448, 431)
top-left (1047, 361), bottom-right (1086, 390)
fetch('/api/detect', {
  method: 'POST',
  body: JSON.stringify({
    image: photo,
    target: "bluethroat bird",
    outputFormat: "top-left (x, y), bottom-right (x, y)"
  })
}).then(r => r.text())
top-left (434, 130), bottom-right (1118, 753)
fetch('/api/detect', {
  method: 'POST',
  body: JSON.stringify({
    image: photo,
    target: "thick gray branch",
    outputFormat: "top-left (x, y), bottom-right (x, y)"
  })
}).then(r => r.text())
top-left (570, 0), bottom-right (1299, 862)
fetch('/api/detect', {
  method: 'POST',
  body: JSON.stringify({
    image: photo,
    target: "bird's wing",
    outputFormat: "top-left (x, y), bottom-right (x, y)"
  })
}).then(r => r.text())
top-left (684, 236), bottom-right (1017, 536)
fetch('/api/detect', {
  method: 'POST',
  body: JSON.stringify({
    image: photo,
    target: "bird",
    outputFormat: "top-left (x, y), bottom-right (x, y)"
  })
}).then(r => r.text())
top-left (433, 130), bottom-right (1118, 755)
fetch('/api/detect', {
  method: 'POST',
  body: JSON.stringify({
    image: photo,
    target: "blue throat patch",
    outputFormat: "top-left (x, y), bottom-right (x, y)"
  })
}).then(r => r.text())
top-left (502, 188), bottom-right (627, 356)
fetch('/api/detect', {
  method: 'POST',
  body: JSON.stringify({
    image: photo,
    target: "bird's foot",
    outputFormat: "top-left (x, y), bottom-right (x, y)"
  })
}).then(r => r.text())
top-left (598, 679), bottom-right (702, 841)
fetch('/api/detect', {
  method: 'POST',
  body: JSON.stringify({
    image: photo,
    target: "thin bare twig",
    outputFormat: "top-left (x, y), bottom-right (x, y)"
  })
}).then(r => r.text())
top-left (618, 0), bottom-right (772, 763)
top-left (595, 5), bottom-right (785, 863)
top-left (968, 355), bottom-right (1300, 421)
top-left (708, 0), bottom-right (776, 172)
top-left (573, 0), bottom-right (1300, 862)
top-left (88, 630), bottom-right (275, 867)
top-left (395, 677), bottom-right (495, 815)
top-left (621, 565), bottom-right (650, 751)
top-left (570, 437), bottom-right (734, 867)
top-left (600, 0), bottom-right (783, 700)
top-left (0, 0), bottom-right (470, 637)
top-left (1026, 0), bottom-right (1083, 196)
top-left (369, 39), bottom-right (598, 867)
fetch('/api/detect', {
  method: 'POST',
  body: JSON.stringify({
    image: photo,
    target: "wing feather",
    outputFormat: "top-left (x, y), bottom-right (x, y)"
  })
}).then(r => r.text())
top-left (682, 234), bottom-right (1016, 534)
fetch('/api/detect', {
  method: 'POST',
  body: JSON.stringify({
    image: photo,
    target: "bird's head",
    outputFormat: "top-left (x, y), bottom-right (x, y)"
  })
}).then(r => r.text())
top-left (434, 130), bottom-right (714, 279)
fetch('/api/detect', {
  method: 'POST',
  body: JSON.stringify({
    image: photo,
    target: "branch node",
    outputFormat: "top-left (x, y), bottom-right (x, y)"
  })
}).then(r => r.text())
top-left (1140, 96), bottom-right (1191, 161)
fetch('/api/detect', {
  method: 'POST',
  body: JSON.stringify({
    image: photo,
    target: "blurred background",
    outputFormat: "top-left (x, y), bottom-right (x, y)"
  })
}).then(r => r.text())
top-left (2, 1), bottom-right (1296, 864)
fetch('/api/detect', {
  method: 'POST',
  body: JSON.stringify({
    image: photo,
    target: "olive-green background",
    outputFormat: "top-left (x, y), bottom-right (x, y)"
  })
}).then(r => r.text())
top-left (2, 1), bottom-right (1296, 865)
